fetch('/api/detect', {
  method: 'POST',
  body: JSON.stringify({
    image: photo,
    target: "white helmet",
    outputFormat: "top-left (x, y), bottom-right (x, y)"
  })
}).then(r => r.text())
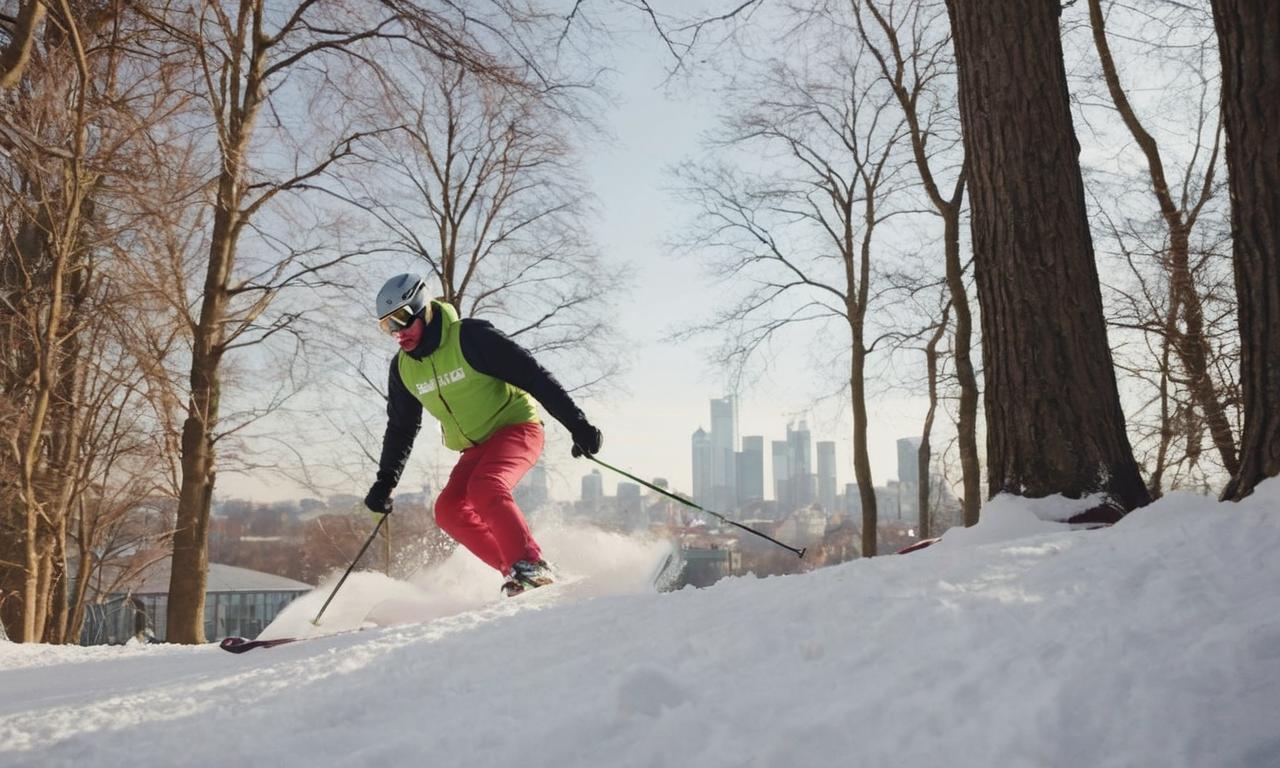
top-left (375, 274), bottom-right (429, 334)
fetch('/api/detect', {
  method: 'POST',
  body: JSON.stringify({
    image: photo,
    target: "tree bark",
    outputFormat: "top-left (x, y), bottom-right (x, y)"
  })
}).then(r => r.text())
top-left (944, 0), bottom-right (1151, 517)
top-left (0, 0), bottom-right (45, 90)
top-left (1210, 0), bottom-right (1280, 500)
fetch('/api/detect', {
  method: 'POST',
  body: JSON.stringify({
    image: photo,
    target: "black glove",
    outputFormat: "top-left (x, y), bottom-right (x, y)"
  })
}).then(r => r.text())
top-left (570, 421), bottom-right (603, 458)
top-left (364, 480), bottom-right (394, 514)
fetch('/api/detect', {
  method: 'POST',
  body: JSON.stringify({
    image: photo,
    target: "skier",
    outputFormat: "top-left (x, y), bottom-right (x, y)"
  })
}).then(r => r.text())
top-left (365, 274), bottom-right (603, 596)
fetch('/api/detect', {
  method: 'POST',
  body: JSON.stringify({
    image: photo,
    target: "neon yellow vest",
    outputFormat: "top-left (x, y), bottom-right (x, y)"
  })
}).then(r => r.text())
top-left (397, 301), bottom-right (539, 451)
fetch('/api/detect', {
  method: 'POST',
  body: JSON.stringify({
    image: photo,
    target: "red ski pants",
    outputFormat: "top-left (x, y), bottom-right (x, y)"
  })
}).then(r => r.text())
top-left (434, 421), bottom-right (544, 575)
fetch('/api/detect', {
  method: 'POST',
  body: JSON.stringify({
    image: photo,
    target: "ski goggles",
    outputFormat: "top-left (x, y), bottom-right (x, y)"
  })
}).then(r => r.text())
top-left (378, 305), bottom-right (417, 335)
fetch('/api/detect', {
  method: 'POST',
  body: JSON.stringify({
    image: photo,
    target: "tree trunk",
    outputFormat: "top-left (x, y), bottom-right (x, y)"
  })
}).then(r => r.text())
top-left (1210, 0), bottom-right (1280, 501)
top-left (1167, 227), bottom-right (1239, 476)
top-left (166, 1), bottom-right (267, 642)
top-left (944, 210), bottom-right (982, 526)
top-left (1148, 289), bottom-right (1180, 499)
top-left (851, 339), bottom-right (878, 557)
top-left (944, 0), bottom-right (1151, 518)
top-left (0, 0), bottom-right (46, 90)
top-left (166, 216), bottom-right (232, 643)
top-left (919, 309), bottom-right (949, 540)
top-left (19, 213), bottom-right (67, 643)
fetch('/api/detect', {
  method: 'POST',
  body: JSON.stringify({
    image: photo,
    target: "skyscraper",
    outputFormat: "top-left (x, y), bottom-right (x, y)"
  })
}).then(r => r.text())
top-left (581, 469), bottom-right (604, 501)
top-left (691, 427), bottom-right (713, 506)
top-left (897, 437), bottom-right (921, 486)
top-left (709, 396), bottom-right (739, 510)
top-left (787, 421), bottom-right (814, 506)
top-left (817, 441), bottom-right (837, 512)
top-left (772, 439), bottom-right (791, 512)
top-left (736, 436), bottom-right (765, 503)
top-left (897, 436), bottom-right (922, 523)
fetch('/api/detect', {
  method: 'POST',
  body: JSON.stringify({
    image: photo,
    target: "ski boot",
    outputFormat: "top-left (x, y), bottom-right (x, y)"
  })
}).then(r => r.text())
top-left (502, 559), bottom-right (555, 597)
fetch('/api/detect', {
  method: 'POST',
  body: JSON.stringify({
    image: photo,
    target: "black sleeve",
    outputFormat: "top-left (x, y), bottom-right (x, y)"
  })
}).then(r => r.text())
top-left (459, 319), bottom-right (588, 432)
top-left (376, 357), bottom-right (423, 488)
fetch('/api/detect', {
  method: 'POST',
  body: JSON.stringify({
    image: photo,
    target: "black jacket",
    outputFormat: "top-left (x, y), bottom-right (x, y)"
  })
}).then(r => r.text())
top-left (375, 311), bottom-right (587, 488)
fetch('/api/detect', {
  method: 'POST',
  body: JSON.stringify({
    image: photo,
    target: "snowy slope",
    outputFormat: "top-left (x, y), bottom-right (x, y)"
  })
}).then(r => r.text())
top-left (2, 485), bottom-right (1279, 768)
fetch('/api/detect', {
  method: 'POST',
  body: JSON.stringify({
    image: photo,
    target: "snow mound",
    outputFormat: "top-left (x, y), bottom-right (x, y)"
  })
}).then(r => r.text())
top-left (2, 481), bottom-right (1279, 768)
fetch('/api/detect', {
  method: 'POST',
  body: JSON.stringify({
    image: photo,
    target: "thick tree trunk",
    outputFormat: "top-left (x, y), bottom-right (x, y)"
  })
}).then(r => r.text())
top-left (944, 0), bottom-right (1151, 517)
top-left (1210, 0), bottom-right (1280, 501)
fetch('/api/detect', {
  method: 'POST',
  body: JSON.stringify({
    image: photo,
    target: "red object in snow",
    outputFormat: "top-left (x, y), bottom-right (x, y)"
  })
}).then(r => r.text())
top-left (897, 537), bottom-right (941, 555)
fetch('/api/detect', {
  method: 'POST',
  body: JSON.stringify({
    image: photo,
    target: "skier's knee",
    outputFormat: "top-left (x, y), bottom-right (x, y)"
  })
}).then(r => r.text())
top-left (467, 474), bottom-right (513, 505)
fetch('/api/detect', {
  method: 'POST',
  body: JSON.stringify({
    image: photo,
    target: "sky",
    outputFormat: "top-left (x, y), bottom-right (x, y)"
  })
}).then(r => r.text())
top-left (218, 9), bottom-right (937, 507)
top-left (4, 478), bottom-right (1276, 766)
top-left (564, 27), bottom-right (933, 500)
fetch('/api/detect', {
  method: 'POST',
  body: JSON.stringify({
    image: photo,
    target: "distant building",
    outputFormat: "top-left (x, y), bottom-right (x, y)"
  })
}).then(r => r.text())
top-left (777, 507), bottom-right (829, 546)
top-left (515, 459), bottom-right (549, 512)
top-left (81, 561), bottom-right (312, 644)
top-left (681, 546), bottom-right (742, 588)
top-left (772, 439), bottom-right (792, 513)
top-left (898, 437), bottom-right (921, 486)
top-left (817, 441), bottom-right (837, 512)
top-left (897, 437), bottom-right (926, 526)
top-left (615, 482), bottom-right (645, 530)
top-left (877, 481), bottom-right (901, 521)
top-left (736, 435), bottom-right (765, 505)
top-left (710, 395), bottom-right (739, 511)
top-left (581, 469), bottom-right (604, 502)
top-left (844, 483), bottom-right (862, 516)
top-left (691, 427), bottom-right (712, 506)
top-left (787, 421), bottom-right (814, 507)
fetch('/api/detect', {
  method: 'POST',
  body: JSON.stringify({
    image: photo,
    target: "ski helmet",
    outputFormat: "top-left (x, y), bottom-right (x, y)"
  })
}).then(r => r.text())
top-left (376, 274), bottom-right (429, 334)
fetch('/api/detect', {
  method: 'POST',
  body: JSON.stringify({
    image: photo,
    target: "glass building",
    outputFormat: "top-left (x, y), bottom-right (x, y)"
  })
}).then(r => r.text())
top-left (81, 561), bottom-right (313, 644)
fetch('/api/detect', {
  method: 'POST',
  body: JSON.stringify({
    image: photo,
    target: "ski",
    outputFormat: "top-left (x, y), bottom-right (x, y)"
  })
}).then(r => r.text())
top-left (219, 624), bottom-right (370, 653)
top-left (219, 636), bottom-right (303, 653)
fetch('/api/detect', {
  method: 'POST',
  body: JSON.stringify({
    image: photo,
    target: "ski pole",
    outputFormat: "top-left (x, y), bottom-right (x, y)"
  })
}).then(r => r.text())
top-left (585, 454), bottom-right (806, 559)
top-left (312, 513), bottom-right (388, 625)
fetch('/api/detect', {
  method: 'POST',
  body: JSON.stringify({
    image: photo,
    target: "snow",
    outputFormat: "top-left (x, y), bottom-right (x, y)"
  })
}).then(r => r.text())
top-left (3, 483), bottom-right (1280, 768)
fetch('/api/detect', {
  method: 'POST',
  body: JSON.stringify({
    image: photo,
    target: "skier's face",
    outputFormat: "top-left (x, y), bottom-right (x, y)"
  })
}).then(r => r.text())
top-left (393, 315), bottom-right (425, 351)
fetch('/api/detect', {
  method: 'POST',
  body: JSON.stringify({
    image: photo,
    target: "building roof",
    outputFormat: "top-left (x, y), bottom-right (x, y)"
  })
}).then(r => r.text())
top-left (127, 561), bottom-right (313, 596)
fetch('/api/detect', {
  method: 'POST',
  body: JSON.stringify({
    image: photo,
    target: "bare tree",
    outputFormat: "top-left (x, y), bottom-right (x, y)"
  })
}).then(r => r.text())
top-left (0, 0), bottom-right (129, 643)
top-left (1083, 0), bottom-right (1237, 490)
top-left (676, 39), bottom-right (914, 556)
top-left (943, 0), bottom-right (1150, 517)
top-left (1209, 0), bottom-right (1280, 501)
top-left (846, 0), bottom-right (980, 527)
top-left (334, 53), bottom-right (619, 384)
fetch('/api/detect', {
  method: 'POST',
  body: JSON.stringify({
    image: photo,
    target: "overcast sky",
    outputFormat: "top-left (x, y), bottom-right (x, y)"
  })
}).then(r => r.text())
top-left (216, 5), bottom-right (951, 506)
